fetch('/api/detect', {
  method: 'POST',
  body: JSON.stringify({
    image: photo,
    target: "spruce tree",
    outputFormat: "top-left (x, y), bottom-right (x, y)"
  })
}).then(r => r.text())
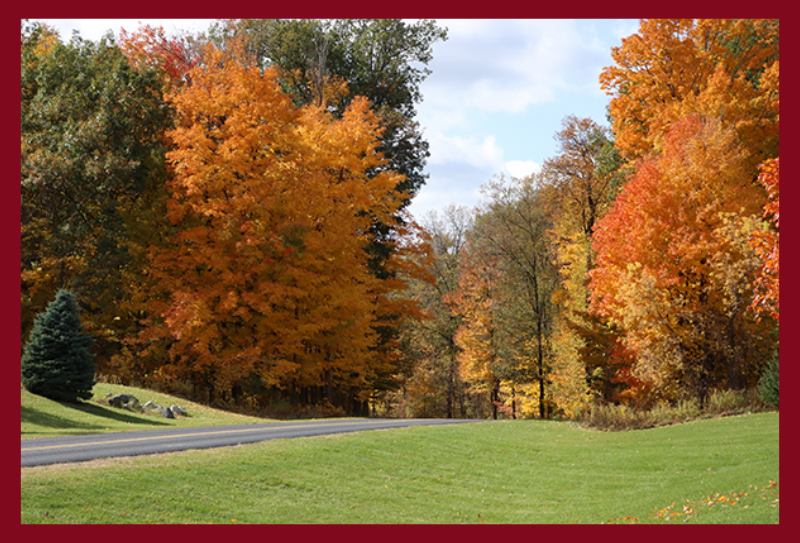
top-left (758, 348), bottom-right (779, 408)
top-left (21, 290), bottom-right (96, 402)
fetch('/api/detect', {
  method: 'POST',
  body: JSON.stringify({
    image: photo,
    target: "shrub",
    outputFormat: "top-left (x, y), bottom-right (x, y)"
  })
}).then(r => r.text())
top-left (574, 389), bottom-right (765, 431)
top-left (758, 350), bottom-right (779, 408)
top-left (650, 398), bottom-right (700, 426)
top-left (21, 290), bottom-right (96, 403)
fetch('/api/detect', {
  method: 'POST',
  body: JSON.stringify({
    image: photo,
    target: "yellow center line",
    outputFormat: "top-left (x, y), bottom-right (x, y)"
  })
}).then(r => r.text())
top-left (21, 420), bottom-right (376, 452)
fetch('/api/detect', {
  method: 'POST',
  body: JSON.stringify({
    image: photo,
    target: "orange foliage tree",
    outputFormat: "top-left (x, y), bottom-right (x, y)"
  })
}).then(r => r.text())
top-left (600, 19), bottom-right (779, 165)
top-left (750, 157), bottom-right (779, 321)
top-left (137, 42), bottom-right (416, 411)
top-left (589, 115), bottom-right (774, 405)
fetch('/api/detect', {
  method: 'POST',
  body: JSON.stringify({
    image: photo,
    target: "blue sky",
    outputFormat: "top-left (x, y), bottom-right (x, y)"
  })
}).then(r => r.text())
top-left (36, 18), bottom-right (641, 221)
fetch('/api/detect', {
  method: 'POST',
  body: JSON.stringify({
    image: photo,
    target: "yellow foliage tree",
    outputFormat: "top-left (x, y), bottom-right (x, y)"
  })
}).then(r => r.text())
top-left (538, 116), bottom-right (621, 413)
top-left (446, 250), bottom-right (503, 417)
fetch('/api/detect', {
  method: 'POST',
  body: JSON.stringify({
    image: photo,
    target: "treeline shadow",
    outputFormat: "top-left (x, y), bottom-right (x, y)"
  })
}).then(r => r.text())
top-left (22, 400), bottom-right (172, 436)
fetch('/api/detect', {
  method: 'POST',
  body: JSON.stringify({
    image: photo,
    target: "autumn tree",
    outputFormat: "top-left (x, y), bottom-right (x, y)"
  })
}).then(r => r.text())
top-left (537, 115), bottom-right (625, 413)
top-left (136, 42), bottom-right (414, 413)
top-left (540, 115), bottom-right (619, 241)
top-left (390, 206), bottom-right (475, 418)
top-left (591, 19), bottom-right (779, 407)
top-left (447, 247), bottom-right (505, 419)
top-left (448, 176), bottom-right (558, 418)
top-left (206, 19), bottom-right (448, 385)
top-left (750, 157), bottom-right (779, 321)
top-left (589, 116), bottom-right (774, 405)
top-left (600, 19), bottom-right (779, 166)
top-left (207, 19), bottom-right (447, 200)
top-left (118, 24), bottom-right (201, 91)
top-left (21, 23), bottom-right (171, 371)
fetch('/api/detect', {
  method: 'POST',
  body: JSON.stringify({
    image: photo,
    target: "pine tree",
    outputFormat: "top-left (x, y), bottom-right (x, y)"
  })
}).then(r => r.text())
top-left (21, 290), bottom-right (96, 402)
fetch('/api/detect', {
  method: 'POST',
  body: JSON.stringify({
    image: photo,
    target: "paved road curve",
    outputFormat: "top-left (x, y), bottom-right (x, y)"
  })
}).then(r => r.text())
top-left (21, 418), bottom-right (484, 467)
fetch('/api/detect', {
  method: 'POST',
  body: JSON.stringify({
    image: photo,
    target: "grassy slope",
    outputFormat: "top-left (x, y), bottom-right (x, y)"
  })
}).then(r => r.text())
top-left (22, 382), bottom-right (271, 439)
top-left (21, 411), bottom-right (778, 524)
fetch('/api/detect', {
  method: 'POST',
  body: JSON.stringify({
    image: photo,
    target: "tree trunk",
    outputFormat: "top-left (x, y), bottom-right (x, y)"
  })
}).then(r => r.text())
top-left (538, 376), bottom-right (545, 419)
top-left (511, 386), bottom-right (517, 419)
top-left (325, 370), bottom-right (334, 404)
top-left (491, 383), bottom-right (499, 420)
top-left (538, 326), bottom-right (546, 419)
top-left (726, 313), bottom-right (742, 390)
top-left (207, 378), bottom-right (216, 406)
top-left (446, 352), bottom-right (456, 419)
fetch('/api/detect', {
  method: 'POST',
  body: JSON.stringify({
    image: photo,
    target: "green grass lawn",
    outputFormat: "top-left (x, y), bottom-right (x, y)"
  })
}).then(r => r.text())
top-left (21, 411), bottom-right (778, 524)
top-left (22, 382), bottom-right (272, 439)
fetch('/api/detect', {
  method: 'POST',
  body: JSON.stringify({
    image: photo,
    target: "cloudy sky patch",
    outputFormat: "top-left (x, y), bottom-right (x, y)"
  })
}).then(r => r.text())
top-left (504, 160), bottom-right (542, 179)
top-left (411, 18), bottom-right (635, 215)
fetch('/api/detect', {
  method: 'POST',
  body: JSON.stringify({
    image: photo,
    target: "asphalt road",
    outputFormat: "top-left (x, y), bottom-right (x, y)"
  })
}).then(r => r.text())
top-left (21, 418), bottom-right (484, 467)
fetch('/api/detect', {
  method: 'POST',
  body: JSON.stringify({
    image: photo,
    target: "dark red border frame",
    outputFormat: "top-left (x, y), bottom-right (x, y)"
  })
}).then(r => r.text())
top-left (8, 4), bottom-right (793, 542)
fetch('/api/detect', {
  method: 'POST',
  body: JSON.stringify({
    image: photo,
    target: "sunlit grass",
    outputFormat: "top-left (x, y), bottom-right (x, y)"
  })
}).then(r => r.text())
top-left (22, 382), bottom-right (271, 439)
top-left (21, 412), bottom-right (778, 524)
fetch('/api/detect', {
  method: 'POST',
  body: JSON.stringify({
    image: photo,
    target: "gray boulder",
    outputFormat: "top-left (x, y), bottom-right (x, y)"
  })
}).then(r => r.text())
top-left (106, 395), bottom-right (186, 419)
top-left (143, 401), bottom-right (163, 415)
top-left (108, 393), bottom-right (140, 410)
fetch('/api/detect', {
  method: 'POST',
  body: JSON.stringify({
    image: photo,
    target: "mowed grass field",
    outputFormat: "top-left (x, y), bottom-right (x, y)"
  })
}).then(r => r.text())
top-left (21, 391), bottom-right (778, 524)
top-left (22, 382), bottom-right (272, 439)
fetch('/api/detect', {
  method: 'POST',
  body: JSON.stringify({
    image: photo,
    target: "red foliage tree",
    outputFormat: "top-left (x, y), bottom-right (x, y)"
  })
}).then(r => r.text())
top-left (590, 115), bottom-right (772, 403)
top-left (119, 24), bottom-right (200, 90)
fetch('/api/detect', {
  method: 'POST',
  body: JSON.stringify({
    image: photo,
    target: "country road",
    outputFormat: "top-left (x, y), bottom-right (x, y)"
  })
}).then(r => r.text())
top-left (21, 418), bottom-right (484, 467)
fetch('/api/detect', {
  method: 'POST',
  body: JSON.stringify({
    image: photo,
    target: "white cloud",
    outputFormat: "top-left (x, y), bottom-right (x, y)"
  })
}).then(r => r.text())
top-left (428, 132), bottom-right (504, 170)
top-left (504, 160), bottom-right (541, 179)
top-left (423, 19), bottom-right (610, 119)
top-left (465, 79), bottom-right (556, 114)
top-left (407, 186), bottom-right (483, 220)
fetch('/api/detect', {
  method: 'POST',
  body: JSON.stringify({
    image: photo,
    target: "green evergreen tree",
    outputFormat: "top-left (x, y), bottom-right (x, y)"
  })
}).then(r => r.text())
top-left (758, 348), bottom-right (779, 408)
top-left (21, 290), bottom-right (96, 402)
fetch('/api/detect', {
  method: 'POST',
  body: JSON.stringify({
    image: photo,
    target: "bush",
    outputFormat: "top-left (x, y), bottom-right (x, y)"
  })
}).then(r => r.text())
top-left (758, 350), bottom-right (779, 408)
top-left (21, 290), bottom-right (96, 403)
top-left (574, 389), bottom-right (765, 431)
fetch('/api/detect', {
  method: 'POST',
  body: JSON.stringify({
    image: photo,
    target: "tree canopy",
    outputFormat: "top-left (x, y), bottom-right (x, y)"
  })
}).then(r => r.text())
top-left (20, 19), bottom-right (778, 418)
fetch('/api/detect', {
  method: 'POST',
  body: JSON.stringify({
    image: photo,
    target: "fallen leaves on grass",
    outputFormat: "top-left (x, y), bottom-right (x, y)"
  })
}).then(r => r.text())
top-left (651, 480), bottom-right (779, 523)
top-left (603, 515), bottom-right (639, 524)
top-left (603, 480), bottom-right (778, 524)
